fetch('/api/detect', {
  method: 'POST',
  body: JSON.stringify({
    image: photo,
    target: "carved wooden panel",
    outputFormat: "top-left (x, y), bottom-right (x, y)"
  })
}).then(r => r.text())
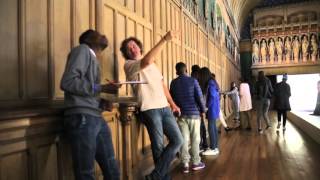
top-left (0, 0), bottom-right (96, 106)
top-left (37, 145), bottom-right (59, 180)
top-left (25, 0), bottom-right (49, 98)
top-left (0, 152), bottom-right (29, 180)
top-left (0, 0), bottom-right (19, 100)
top-left (101, 6), bottom-right (115, 88)
top-left (53, 0), bottom-right (71, 98)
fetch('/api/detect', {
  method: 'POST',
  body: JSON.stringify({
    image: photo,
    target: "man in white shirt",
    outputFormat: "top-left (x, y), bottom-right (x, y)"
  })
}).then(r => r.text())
top-left (121, 31), bottom-right (183, 180)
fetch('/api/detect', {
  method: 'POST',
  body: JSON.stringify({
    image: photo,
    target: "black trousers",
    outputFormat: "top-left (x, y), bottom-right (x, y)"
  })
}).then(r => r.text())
top-left (277, 110), bottom-right (287, 127)
top-left (200, 117), bottom-right (208, 149)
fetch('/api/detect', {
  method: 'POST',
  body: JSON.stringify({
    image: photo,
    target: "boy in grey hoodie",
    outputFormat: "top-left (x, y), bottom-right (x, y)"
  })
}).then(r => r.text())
top-left (61, 29), bottom-right (120, 180)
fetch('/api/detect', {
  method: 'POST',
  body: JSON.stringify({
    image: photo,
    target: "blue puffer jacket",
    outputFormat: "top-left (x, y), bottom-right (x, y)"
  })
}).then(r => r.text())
top-left (170, 75), bottom-right (206, 117)
top-left (206, 80), bottom-right (220, 120)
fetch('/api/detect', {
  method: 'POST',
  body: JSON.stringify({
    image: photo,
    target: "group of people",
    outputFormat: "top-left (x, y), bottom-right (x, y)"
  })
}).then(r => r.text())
top-left (60, 29), bottom-right (292, 180)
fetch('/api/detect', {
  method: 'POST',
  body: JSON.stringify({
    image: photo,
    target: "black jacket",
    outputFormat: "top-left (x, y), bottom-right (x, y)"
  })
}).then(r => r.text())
top-left (274, 81), bottom-right (291, 111)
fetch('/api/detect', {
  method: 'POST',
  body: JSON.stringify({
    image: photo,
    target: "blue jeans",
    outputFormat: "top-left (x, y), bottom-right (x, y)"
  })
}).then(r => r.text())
top-left (142, 107), bottom-right (184, 180)
top-left (64, 114), bottom-right (120, 180)
top-left (256, 98), bottom-right (271, 130)
top-left (208, 119), bottom-right (218, 150)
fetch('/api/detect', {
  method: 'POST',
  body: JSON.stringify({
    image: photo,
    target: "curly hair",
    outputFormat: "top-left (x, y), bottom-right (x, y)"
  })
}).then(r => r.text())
top-left (120, 37), bottom-right (144, 59)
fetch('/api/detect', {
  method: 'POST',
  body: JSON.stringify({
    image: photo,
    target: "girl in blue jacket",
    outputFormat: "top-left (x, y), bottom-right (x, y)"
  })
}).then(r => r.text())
top-left (198, 67), bottom-right (220, 156)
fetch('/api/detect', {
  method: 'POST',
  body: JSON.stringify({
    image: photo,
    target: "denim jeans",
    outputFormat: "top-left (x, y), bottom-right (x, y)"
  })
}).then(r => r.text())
top-left (177, 117), bottom-right (201, 165)
top-left (64, 114), bottom-right (120, 180)
top-left (256, 98), bottom-right (271, 130)
top-left (208, 119), bottom-right (218, 150)
top-left (142, 107), bottom-right (184, 180)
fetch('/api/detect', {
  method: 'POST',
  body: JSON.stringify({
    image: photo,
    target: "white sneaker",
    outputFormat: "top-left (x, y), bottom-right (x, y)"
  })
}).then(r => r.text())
top-left (202, 149), bottom-right (219, 156)
top-left (202, 149), bottom-right (216, 156)
top-left (213, 148), bottom-right (220, 155)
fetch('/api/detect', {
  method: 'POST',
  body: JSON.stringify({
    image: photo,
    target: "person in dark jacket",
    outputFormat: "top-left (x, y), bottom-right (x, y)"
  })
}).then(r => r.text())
top-left (255, 71), bottom-right (273, 134)
top-left (61, 29), bottom-right (121, 180)
top-left (191, 65), bottom-right (208, 150)
top-left (274, 74), bottom-right (291, 131)
top-left (170, 62), bottom-right (206, 173)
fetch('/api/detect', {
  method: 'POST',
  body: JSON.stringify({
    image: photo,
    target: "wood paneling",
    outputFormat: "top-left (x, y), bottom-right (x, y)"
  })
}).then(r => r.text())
top-left (116, 13), bottom-right (126, 96)
top-left (0, 0), bottom-right (96, 105)
top-left (0, 108), bottom-right (121, 180)
top-left (0, 152), bottom-right (29, 180)
top-left (37, 145), bottom-right (59, 180)
top-left (74, 0), bottom-right (91, 43)
top-left (0, 0), bottom-right (242, 179)
top-left (0, 0), bottom-right (19, 100)
top-left (25, 0), bottom-right (49, 98)
top-left (101, 6), bottom-right (115, 85)
top-left (53, 0), bottom-right (71, 98)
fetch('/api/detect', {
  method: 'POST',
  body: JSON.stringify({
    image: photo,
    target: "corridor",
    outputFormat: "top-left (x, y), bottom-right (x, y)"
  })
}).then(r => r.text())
top-left (172, 111), bottom-right (320, 180)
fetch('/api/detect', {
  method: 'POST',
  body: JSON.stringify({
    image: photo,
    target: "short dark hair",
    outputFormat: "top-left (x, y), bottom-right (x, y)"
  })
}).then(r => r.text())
top-left (258, 71), bottom-right (265, 81)
top-left (191, 65), bottom-right (200, 72)
top-left (79, 29), bottom-right (108, 50)
top-left (120, 37), bottom-right (144, 59)
top-left (175, 62), bottom-right (187, 75)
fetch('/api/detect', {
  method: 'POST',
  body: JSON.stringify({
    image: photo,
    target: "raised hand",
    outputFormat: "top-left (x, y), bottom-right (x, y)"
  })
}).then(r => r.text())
top-left (164, 30), bottom-right (180, 41)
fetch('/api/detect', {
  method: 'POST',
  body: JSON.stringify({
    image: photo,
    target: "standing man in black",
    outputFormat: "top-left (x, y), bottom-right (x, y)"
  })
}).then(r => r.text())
top-left (274, 74), bottom-right (291, 131)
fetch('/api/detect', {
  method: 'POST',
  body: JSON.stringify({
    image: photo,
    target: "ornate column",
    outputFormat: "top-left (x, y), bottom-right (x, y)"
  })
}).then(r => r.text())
top-left (119, 101), bottom-right (138, 180)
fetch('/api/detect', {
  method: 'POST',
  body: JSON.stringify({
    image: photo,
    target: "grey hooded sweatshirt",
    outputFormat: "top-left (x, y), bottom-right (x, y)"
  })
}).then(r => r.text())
top-left (60, 44), bottom-right (102, 117)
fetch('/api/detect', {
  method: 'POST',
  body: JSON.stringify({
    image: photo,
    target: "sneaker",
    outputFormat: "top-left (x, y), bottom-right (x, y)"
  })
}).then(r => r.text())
top-left (182, 165), bottom-right (189, 173)
top-left (277, 122), bottom-right (281, 129)
top-left (192, 162), bottom-right (205, 171)
top-left (258, 129), bottom-right (263, 134)
top-left (213, 148), bottom-right (220, 155)
top-left (202, 149), bottom-right (216, 156)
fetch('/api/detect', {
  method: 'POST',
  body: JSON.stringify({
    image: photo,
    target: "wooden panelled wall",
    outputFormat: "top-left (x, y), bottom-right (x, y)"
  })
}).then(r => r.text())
top-left (100, 0), bottom-right (240, 97)
top-left (0, 0), bottom-right (240, 179)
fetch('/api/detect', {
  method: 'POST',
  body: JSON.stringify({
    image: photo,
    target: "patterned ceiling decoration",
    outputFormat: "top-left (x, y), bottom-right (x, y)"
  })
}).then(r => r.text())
top-left (227, 0), bottom-right (318, 39)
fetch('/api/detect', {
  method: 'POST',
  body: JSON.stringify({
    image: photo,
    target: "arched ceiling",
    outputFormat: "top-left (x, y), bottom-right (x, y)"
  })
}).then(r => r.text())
top-left (227, 0), bottom-right (318, 39)
top-left (227, 0), bottom-right (262, 35)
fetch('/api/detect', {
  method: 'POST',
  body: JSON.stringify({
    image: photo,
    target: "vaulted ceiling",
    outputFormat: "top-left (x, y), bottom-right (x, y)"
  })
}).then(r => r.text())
top-left (227, 0), bottom-right (318, 39)
top-left (227, 0), bottom-right (261, 36)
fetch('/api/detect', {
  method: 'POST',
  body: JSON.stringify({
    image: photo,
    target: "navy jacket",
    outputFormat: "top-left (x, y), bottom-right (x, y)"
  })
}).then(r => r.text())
top-left (170, 74), bottom-right (206, 117)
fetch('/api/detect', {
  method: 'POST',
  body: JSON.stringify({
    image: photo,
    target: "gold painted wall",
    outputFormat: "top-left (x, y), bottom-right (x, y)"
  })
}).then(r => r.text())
top-left (0, 0), bottom-right (241, 109)
top-left (99, 0), bottom-right (241, 114)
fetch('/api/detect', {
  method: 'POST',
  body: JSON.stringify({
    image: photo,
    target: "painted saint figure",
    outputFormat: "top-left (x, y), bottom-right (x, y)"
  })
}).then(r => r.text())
top-left (292, 36), bottom-right (300, 63)
top-left (268, 38), bottom-right (275, 64)
top-left (276, 37), bottom-right (283, 63)
top-left (285, 37), bottom-right (292, 63)
top-left (260, 39), bottom-right (267, 64)
top-left (252, 40), bottom-right (259, 64)
top-left (301, 35), bottom-right (309, 62)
